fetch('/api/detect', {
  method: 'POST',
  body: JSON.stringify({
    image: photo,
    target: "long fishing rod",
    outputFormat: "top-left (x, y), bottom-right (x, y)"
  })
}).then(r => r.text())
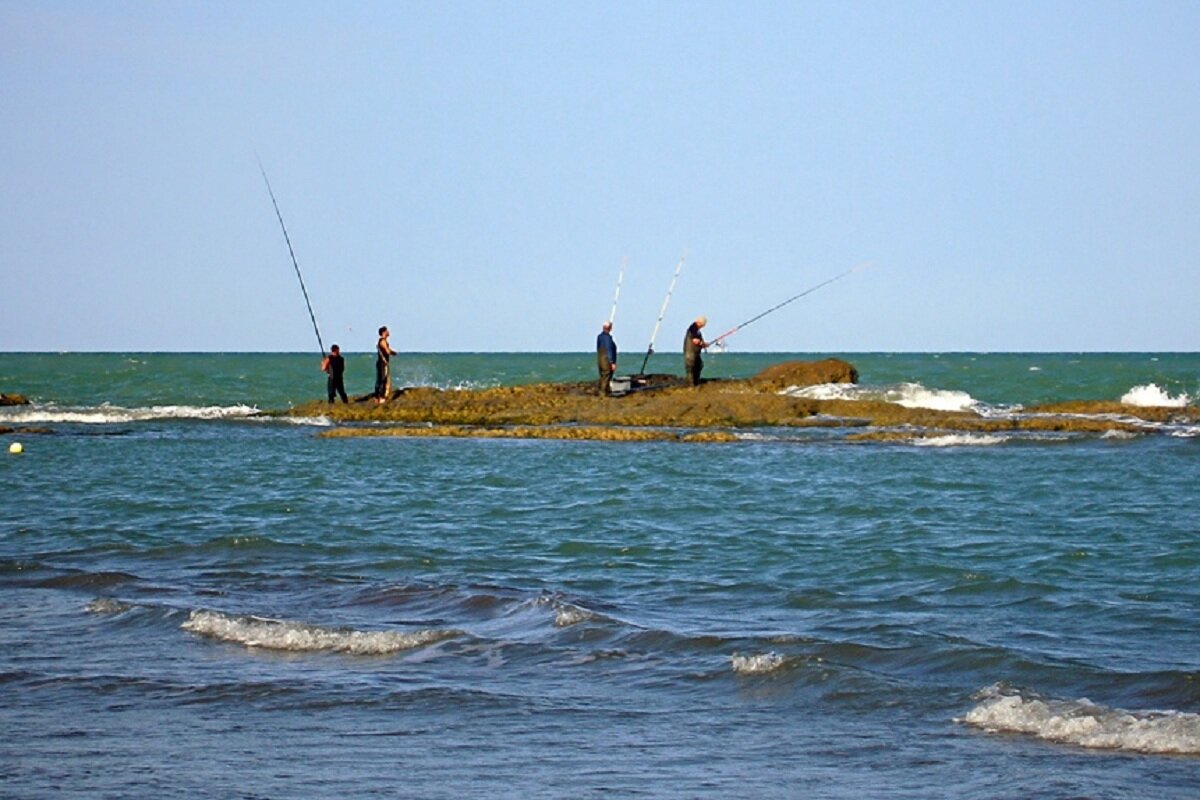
top-left (608, 255), bottom-right (627, 324)
top-left (257, 157), bottom-right (326, 357)
top-left (638, 251), bottom-right (686, 375)
top-left (710, 263), bottom-right (867, 348)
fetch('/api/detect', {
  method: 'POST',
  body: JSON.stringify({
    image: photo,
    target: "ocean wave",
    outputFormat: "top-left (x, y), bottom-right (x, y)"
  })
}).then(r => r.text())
top-left (261, 415), bottom-right (333, 427)
top-left (0, 404), bottom-right (260, 425)
top-left (1121, 384), bottom-right (1191, 408)
top-left (960, 683), bottom-right (1200, 755)
top-left (782, 382), bottom-right (980, 412)
top-left (532, 595), bottom-right (598, 628)
top-left (552, 604), bottom-right (595, 628)
top-left (912, 434), bottom-right (1008, 448)
top-left (731, 652), bottom-right (787, 675)
top-left (86, 597), bottom-right (134, 615)
top-left (181, 609), bottom-right (460, 655)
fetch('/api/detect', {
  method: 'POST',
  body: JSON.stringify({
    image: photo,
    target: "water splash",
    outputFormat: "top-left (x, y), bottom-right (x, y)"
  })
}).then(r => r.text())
top-left (960, 683), bottom-right (1200, 755)
top-left (182, 609), bottom-right (460, 655)
top-left (1121, 384), bottom-right (1191, 408)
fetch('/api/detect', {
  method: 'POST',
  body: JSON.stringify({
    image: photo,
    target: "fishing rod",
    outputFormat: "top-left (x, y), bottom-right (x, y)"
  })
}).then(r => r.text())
top-left (257, 157), bottom-right (326, 357)
top-left (608, 255), bottom-right (627, 324)
top-left (710, 263), bottom-right (867, 349)
top-left (638, 251), bottom-right (686, 375)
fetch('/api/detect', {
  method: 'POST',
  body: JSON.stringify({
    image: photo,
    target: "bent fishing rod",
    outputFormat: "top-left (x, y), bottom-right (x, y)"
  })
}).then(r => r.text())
top-left (638, 252), bottom-right (686, 375)
top-left (257, 157), bottom-right (326, 357)
top-left (608, 255), bottom-right (627, 324)
top-left (709, 263), bottom-right (867, 348)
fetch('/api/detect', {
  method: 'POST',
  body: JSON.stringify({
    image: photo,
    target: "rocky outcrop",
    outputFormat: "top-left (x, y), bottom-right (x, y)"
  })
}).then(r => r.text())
top-left (749, 358), bottom-right (858, 390)
top-left (285, 358), bottom-right (1199, 443)
top-left (0, 393), bottom-right (30, 406)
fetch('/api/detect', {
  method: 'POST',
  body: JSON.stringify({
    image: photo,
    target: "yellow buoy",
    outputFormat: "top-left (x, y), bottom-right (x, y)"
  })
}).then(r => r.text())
top-left (8, 442), bottom-right (23, 455)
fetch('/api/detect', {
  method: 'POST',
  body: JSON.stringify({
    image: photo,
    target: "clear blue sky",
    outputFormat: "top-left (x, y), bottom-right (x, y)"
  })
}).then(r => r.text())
top-left (2, 1), bottom-right (1197, 352)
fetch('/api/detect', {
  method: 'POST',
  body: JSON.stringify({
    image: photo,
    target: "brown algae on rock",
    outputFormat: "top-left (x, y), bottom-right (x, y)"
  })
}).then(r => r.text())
top-left (289, 359), bottom-right (1198, 443)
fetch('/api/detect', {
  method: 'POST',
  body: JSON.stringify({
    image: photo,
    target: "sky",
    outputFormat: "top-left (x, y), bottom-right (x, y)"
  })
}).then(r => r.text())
top-left (1, 1), bottom-right (1198, 353)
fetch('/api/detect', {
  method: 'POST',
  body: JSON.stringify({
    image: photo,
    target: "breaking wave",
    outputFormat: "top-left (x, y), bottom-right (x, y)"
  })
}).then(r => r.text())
top-left (731, 652), bottom-right (787, 675)
top-left (912, 434), bottom-right (1008, 448)
top-left (86, 598), bottom-right (134, 615)
top-left (960, 683), bottom-right (1200, 755)
top-left (0, 404), bottom-right (260, 424)
top-left (782, 382), bottom-right (980, 412)
top-left (181, 609), bottom-right (460, 655)
top-left (1121, 384), bottom-right (1191, 408)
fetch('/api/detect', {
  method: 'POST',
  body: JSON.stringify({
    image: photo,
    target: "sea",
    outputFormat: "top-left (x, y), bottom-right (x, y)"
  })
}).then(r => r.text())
top-left (1, 352), bottom-right (1198, 799)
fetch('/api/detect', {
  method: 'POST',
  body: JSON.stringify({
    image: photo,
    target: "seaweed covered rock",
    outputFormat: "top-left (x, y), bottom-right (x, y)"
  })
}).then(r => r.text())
top-left (749, 358), bottom-right (858, 391)
top-left (0, 393), bottom-right (30, 406)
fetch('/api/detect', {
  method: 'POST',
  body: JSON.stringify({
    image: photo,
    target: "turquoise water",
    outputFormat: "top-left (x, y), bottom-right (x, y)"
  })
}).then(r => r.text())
top-left (3, 351), bottom-right (1198, 408)
top-left (1, 353), bottom-right (1198, 798)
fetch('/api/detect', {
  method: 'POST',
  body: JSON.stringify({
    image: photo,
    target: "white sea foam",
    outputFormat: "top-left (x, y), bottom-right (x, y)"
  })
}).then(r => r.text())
top-left (0, 404), bottom-right (260, 425)
top-left (86, 598), bottom-right (133, 615)
top-left (1120, 384), bottom-right (1191, 408)
top-left (553, 605), bottom-right (594, 627)
top-left (731, 652), bottom-right (787, 675)
top-left (912, 434), bottom-right (1008, 448)
top-left (1100, 429), bottom-right (1140, 440)
top-left (782, 382), bottom-right (980, 412)
top-left (181, 609), bottom-right (458, 655)
top-left (270, 415), bottom-right (333, 427)
top-left (534, 595), bottom-right (596, 627)
top-left (960, 684), bottom-right (1200, 755)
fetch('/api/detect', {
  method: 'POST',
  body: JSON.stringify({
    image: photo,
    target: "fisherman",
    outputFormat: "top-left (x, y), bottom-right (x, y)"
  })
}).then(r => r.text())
top-left (683, 316), bottom-right (709, 386)
top-left (321, 344), bottom-right (348, 403)
top-left (596, 321), bottom-right (618, 396)
top-left (375, 326), bottom-right (397, 403)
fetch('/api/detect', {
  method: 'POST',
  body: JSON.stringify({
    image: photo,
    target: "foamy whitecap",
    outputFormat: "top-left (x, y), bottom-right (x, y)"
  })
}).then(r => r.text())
top-left (912, 434), bottom-right (1008, 448)
top-left (1120, 384), bottom-right (1191, 408)
top-left (960, 684), bottom-right (1200, 755)
top-left (0, 404), bottom-right (260, 425)
top-left (1100, 429), bottom-right (1140, 440)
top-left (554, 605), bottom-right (594, 627)
top-left (731, 652), bottom-right (786, 675)
top-left (182, 609), bottom-right (458, 655)
top-left (534, 595), bottom-right (596, 627)
top-left (782, 382), bottom-right (979, 412)
top-left (271, 415), bottom-right (333, 427)
top-left (86, 598), bottom-right (133, 615)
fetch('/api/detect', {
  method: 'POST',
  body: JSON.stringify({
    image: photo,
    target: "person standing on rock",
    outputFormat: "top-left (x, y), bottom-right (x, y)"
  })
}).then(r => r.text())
top-left (683, 316), bottom-right (709, 386)
top-left (374, 326), bottom-right (397, 403)
top-left (596, 321), bottom-right (618, 396)
top-left (321, 344), bottom-right (348, 403)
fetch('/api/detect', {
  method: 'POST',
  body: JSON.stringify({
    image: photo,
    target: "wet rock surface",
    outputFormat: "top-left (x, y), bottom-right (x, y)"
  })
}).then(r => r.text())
top-left (286, 358), bottom-right (1200, 442)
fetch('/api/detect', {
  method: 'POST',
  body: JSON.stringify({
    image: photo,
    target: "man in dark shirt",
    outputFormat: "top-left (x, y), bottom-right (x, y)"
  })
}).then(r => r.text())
top-left (596, 321), bottom-right (617, 396)
top-left (375, 326), bottom-right (397, 403)
top-left (321, 344), bottom-right (348, 403)
top-left (683, 316), bottom-right (708, 386)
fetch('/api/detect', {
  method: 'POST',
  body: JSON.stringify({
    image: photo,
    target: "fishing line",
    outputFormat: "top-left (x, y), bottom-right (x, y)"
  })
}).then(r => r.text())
top-left (710, 263), bottom-right (868, 349)
top-left (257, 156), bottom-right (326, 357)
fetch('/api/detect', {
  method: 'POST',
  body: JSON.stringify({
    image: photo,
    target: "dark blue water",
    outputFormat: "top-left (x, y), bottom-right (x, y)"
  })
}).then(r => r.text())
top-left (1, 354), bottom-right (1198, 798)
